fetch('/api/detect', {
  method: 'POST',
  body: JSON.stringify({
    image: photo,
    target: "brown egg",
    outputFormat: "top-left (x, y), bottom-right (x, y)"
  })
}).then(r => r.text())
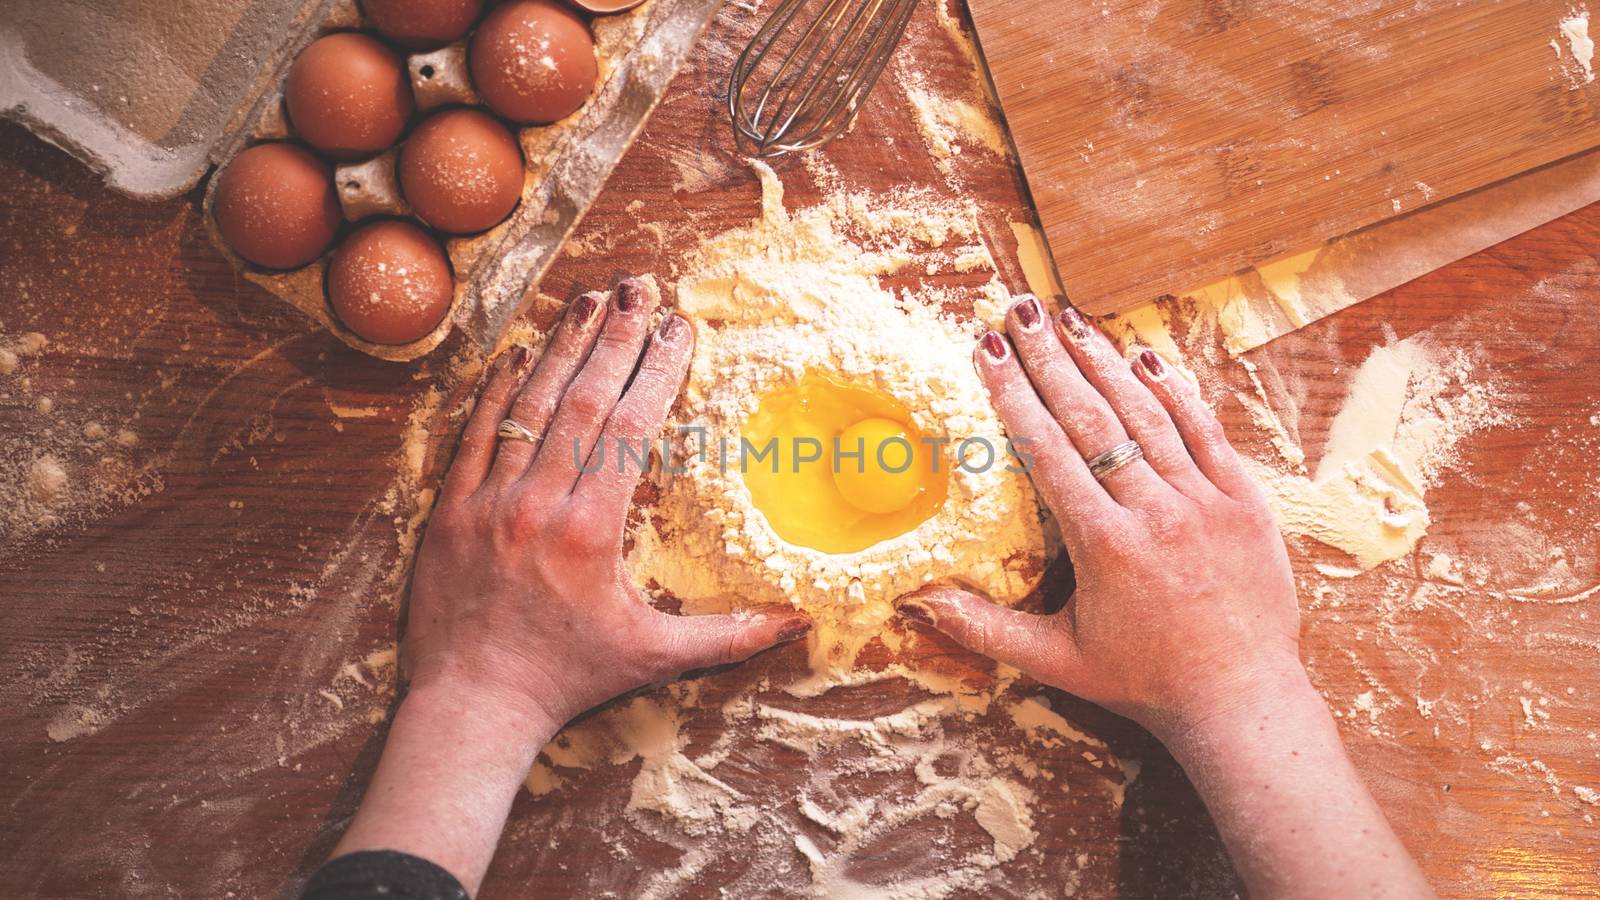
top-left (362, 0), bottom-right (485, 48)
top-left (327, 220), bottom-right (454, 345)
top-left (399, 108), bottom-right (524, 234)
top-left (286, 32), bottom-right (414, 158)
top-left (213, 143), bottom-right (341, 269)
top-left (470, 0), bottom-right (598, 124)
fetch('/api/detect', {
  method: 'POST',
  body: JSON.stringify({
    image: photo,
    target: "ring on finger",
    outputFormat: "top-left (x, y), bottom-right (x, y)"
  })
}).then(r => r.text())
top-left (1085, 439), bottom-right (1143, 482)
top-left (497, 418), bottom-right (543, 446)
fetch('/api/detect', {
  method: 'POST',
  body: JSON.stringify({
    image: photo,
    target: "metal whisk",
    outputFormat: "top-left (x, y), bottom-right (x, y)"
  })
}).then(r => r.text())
top-left (727, 0), bottom-right (920, 157)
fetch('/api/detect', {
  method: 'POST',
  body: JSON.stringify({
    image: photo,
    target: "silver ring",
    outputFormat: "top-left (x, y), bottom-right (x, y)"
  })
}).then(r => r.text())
top-left (1085, 440), bottom-right (1143, 482)
top-left (497, 418), bottom-right (542, 445)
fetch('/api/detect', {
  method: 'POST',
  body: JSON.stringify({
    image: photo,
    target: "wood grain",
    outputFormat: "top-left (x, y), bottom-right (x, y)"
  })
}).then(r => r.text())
top-left (968, 0), bottom-right (1600, 313)
top-left (2, 0), bottom-right (1598, 897)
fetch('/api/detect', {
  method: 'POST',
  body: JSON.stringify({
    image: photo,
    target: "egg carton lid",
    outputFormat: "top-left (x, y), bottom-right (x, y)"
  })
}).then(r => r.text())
top-left (0, 0), bottom-right (346, 199)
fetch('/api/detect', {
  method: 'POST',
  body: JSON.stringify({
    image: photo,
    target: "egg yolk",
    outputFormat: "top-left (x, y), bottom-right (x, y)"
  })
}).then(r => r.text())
top-left (833, 417), bottom-right (924, 515)
top-left (742, 374), bottom-right (948, 554)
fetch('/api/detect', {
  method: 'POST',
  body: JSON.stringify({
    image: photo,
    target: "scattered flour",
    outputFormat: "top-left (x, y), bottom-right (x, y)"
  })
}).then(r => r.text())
top-left (1182, 246), bottom-right (1359, 357)
top-left (1559, 10), bottom-right (1596, 85)
top-left (45, 703), bottom-right (109, 743)
top-left (0, 328), bottom-right (163, 547)
top-left (1246, 334), bottom-right (1510, 570)
top-left (526, 675), bottom-right (1130, 898)
top-left (899, 69), bottom-right (1011, 178)
top-left (892, 7), bottom-right (1012, 186)
top-left (1008, 221), bottom-right (1068, 302)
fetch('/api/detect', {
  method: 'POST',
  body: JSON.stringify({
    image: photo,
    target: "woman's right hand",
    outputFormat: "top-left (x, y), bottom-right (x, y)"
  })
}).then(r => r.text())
top-left (894, 295), bottom-right (1303, 743)
top-left (897, 295), bottom-right (1433, 899)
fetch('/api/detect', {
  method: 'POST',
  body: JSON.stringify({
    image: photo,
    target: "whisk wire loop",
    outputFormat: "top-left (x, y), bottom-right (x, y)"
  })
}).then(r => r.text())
top-left (728, 0), bottom-right (921, 157)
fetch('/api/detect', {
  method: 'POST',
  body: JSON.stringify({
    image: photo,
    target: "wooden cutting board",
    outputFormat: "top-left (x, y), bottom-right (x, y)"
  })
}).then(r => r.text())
top-left (967, 0), bottom-right (1600, 314)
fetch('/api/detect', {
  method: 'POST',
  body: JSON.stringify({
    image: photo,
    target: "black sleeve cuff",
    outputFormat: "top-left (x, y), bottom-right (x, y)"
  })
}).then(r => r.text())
top-left (301, 849), bottom-right (469, 900)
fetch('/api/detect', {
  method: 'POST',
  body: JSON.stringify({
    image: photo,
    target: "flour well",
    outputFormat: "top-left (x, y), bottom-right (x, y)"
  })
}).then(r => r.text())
top-left (628, 162), bottom-right (1052, 682)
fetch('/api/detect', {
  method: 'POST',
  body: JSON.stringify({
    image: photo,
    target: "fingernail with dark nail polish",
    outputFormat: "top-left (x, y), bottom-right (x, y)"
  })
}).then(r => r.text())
top-left (1013, 296), bottom-right (1041, 330)
top-left (1139, 349), bottom-right (1166, 379)
top-left (511, 345), bottom-right (533, 373)
top-left (895, 601), bottom-right (935, 626)
top-left (616, 279), bottom-right (643, 311)
top-left (981, 331), bottom-right (1008, 361)
top-left (777, 620), bottom-right (813, 642)
top-left (657, 315), bottom-right (683, 342)
top-left (573, 294), bottom-right (598, 324)
top-left (1057, 308), bottom-right (1090, 340)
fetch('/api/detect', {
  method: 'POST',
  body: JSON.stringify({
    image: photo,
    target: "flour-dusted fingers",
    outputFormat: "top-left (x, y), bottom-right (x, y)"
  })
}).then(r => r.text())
top-left (974, 330), bottom-right (1121, 548)
top-left (573, 314), bottom-right (694, 525)
top-left (441, 345), bottom-right (535, 501)
top-left (649, 604), bottom-right (814, 675)
top-left (1131, 349), bottom-right (1259, 500)
top-left (1004, 296), bottom-right (1170, 506)
top-left (525, 276), bottom-right (660, 496)
top-left (1053, 308), bottom-right (1213, 501)
top-left (485, 291), bottom-right (608, 489)
top-left (894, 585), bottom-right (1091, 694)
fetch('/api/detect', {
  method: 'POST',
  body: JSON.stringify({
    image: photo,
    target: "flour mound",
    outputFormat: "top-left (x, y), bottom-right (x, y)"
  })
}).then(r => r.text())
top-left (627, 162), bottom-right (1052, 678)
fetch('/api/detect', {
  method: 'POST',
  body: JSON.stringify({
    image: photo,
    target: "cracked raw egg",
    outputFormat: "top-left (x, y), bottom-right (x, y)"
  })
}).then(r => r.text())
top-left (327, 220), bottom-right (454, 345)
top-left (285, 32), bottom-right (414, 159)
top-left (469, 0), bottom-right (598, 124)
top-left (742, 374), bottom-right (948, 554)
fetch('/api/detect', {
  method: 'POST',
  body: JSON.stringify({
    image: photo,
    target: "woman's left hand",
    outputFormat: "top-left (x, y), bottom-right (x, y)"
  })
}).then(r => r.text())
top-left (406, 275), bottom-right (813, 733)
top-left (331, 277), bottom-right (810, 893)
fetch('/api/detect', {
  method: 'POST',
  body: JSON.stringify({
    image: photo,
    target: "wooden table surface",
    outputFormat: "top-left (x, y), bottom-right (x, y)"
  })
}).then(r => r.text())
top-left (3, 2), bottom-right (1598, 897)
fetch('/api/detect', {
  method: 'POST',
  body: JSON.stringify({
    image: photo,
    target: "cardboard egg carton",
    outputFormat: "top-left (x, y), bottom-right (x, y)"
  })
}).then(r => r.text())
top-left (2, 0), bottom-right (721, 361)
